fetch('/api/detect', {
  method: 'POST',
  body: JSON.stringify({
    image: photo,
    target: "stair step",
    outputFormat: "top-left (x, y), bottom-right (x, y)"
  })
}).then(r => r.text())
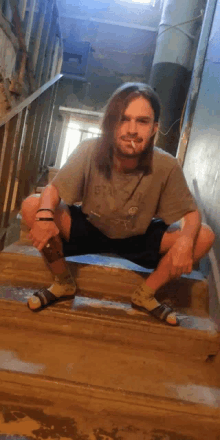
top-left (0, 296), bottom-right (220, 440)
top-left (1, 241), bottom-right (210, 317)
top-left (0, 240), bottom-right (218, 361)
top-left (1, 241), bottom-right (220, 438)
top-left (1, 369), bottom-right (220, 440)
top-left (0, 286), bottom-right (218, 361)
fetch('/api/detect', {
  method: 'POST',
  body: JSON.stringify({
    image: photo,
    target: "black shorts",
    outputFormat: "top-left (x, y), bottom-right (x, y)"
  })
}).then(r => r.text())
top-left (61, 205), bottom-right (169, 269)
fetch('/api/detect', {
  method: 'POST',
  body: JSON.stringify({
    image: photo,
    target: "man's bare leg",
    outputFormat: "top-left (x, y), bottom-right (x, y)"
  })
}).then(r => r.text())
top-left (21, 195), bottom-right (76, 310)
top-left (132, 225), bottom-right (215, 325)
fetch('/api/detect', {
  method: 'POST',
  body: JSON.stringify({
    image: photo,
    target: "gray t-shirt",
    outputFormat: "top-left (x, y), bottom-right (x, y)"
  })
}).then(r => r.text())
top-left (52, 138), bottom-right (197, 239)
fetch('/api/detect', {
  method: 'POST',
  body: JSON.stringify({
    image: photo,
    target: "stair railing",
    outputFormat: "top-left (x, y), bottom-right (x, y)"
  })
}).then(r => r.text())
top-left (0, 73), bottom-right (63, 248)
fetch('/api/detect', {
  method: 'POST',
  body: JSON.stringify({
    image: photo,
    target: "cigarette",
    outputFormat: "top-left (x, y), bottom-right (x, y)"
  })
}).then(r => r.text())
top-left (131, 141), bottom-right (135, 149)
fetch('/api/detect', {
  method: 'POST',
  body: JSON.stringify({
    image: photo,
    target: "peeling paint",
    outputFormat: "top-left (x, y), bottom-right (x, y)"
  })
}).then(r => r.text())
top-left (0, 350), bottom-right (45, 374)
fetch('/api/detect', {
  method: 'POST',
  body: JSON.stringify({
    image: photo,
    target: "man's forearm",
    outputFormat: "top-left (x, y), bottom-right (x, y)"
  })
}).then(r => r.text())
top-left (38, 184), bottom-right (61, 213)
top-left (180, 210), bottom-right (202, 245)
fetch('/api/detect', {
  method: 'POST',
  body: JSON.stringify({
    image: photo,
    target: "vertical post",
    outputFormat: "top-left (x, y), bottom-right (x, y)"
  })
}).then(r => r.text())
top-left (50, 36), bottom-right (61, 78)
top-left (32, 0), bottom-right (48, 72)
top-left (3, 111), bottom-right (24, 227)
top-left (41, 7), bottom-right (58, 84)
top-left (0, 115), bottom-right (19, 227)
top-left (0, 0), bottom-right (5, 11)
top-left (35, 0), bottom-right (55, 87)
top-left (41, 80), bottom-right (59, 168)
top-left (0, 125), bottom-right (5, 161)
top-left (15, 100), bottom-right (39, 204)
top-left (38, 85), bottom-right (56, 171)
top-left (4, 0), bottom-right (12, 21)
top-left (18, 0), bottom-right (27, 21)
top-left (25, 0), bottom-right (37, 50)
top-left (31, 87), bottom-right (54, 184)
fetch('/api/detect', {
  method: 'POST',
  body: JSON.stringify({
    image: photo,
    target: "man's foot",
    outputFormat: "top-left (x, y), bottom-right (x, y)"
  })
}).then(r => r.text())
top-left (131, 282), bottom-right (179, 326)
top-left (27, 281), bottom-right (76, 311)
top-left (132, 302), bottom-right (179, 326)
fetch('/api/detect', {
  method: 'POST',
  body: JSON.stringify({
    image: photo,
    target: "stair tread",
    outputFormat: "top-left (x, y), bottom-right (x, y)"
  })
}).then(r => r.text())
top-left (1, 240), bottom-right (217, 365)
top-left (0, 287), bottom-right (215, 334)
top-left (0, 296), bottom-right (220, 413)
top-left (0, 241), bottom-right (211, 320)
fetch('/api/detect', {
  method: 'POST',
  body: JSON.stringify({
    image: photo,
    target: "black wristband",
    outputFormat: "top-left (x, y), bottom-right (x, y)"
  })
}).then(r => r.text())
top-left (35, 217), bottom-right (54, 222)
top-left (36, 208), bottom-right (55, 214)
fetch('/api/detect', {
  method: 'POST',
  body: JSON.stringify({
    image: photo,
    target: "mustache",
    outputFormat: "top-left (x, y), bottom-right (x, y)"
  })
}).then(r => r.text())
top-left (120, 136), bottom-right (143, 143)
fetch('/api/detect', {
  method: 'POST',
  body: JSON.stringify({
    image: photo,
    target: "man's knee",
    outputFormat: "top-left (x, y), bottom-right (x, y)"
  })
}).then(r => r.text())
top-left (200, 223), bottom-right (215, 250)
top-left (21, 194), bottom-right (40, 228)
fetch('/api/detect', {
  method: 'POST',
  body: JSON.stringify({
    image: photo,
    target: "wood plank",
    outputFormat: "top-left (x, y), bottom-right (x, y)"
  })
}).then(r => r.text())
top-left (0, 303), bottom-right (219, 409)
top-left (38, 83), bottom-right (58, 170)
top-left (0, 227), bottom-right (6, 250)
top-left (0, 124), bottom-right (5, 168)
top-left (0, 73), bottom-right (62, 128)
top-left (15, 99), bottom-right (39, 202)
top-left (3, 110), bottom-right (25, 227)
top-left (24, 87), bottom-right (54, 191)
top-left (24, 0), bottom-right (37, 50)
top-left (40, 81), bottom-right (59, 169)
top-left (1, 371), bottom-right (220, 440)
top-left (32, 86), bottom-right (55, 181)
top-left (47, 101), bottom-right (64, 167)
top-left (31, 0), bottom-right (48, 72)
top-left (0, 115), bottom-right (18, 226)
top-left (35, 0), bottom-right (55, 87)
top-left (50, 34), bottom-right (60, 78)
top-left (0, 296), bottom-right (218, 359)
top-left (41, 6), bottom-right (58, 84)
top-left (0, 7), bottom-right (19, 51)
top-left (18, 0), bottom-right (27, 21)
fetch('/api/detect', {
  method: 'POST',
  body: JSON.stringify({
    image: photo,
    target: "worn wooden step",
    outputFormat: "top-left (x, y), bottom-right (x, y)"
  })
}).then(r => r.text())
top-left (1, 369), bottom-right (220, 440)
top-left (0, 240), bottom-right (218, 362)
top-left (0, 242), bottom-right (220, 439)
top-left (0, 240), bottom-right (210, 317)
top-left (0, 285), bottom-right (218, 362)
top-left (0, 297), bottom-right (220, 439)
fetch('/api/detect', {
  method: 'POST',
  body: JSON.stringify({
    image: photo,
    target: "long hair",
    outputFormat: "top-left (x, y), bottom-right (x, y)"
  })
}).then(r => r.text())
top-left (95, 82), bottom-right (161, 179)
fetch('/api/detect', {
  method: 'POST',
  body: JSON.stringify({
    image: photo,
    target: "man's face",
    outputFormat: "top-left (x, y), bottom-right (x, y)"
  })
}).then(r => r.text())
top-left (114, 96), bottom-right (158, 158)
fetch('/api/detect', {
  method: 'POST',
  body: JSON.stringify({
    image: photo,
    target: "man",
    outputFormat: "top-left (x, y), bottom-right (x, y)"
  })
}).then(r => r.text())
top-left (22, 82), bottom-right (215, 326)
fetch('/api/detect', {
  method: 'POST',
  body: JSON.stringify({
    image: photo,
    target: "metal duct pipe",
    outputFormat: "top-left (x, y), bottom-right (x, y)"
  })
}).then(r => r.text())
top-left (149, 0), bottom-right (205, 156)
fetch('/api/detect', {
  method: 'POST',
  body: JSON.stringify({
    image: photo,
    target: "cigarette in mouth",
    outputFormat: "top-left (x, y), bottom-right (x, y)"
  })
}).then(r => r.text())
top-left (131, 141), bottom-right (135, 149)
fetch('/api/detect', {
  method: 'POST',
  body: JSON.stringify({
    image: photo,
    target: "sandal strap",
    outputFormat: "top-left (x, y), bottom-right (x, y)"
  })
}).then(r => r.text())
top-left (33, 289), bottom-right (57, 306)
top-left (150, 304), bottom-right (173, 321)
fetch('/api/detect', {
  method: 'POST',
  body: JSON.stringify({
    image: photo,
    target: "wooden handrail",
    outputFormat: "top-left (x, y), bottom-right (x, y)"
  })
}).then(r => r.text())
top-left (0, 73), bottom-right (63, 128)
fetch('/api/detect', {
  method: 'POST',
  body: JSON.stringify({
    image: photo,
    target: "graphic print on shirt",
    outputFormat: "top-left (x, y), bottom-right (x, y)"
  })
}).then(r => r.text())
top-left (89, 180), bottom-right (145, 233)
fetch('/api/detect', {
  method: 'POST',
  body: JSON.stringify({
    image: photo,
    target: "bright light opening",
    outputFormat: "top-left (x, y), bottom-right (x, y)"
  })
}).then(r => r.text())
top-left (60, 119), bottom-right (101, 168)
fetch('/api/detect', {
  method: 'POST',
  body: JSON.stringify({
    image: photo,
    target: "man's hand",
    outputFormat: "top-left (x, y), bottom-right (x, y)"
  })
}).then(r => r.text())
top-left (29, 219), bottom-right (60, 251)
top-left (167, 236), bottom-right (194, 278)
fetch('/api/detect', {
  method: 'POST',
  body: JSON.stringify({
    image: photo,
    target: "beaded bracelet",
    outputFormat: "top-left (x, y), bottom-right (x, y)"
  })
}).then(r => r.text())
top-left (35, 218), bottom-right (54, 222)
top-left (36, 208), bottom-right (55, 214)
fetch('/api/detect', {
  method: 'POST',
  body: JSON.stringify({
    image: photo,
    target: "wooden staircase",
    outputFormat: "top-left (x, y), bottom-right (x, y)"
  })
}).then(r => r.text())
top-left (0, 230), bottom-right (220, 439)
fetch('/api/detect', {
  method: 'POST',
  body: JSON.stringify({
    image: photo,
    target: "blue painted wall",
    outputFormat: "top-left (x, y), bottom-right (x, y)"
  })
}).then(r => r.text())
top-left (183, 1), bottom-right (220, 264)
